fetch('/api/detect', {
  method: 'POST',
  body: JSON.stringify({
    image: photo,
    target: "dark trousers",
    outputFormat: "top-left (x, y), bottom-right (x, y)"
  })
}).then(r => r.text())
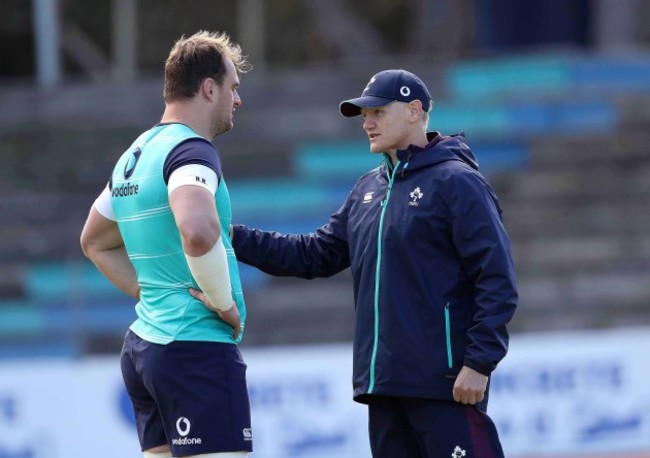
top-left (368, 396), bottom-right (504, 458)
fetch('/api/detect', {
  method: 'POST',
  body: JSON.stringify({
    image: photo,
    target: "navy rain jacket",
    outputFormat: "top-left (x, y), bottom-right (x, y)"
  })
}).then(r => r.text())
top-left (232, 132), bottom-right (518, 411)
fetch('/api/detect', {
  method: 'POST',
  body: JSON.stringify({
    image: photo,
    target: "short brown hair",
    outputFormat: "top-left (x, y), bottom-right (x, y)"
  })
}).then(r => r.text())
top-left (163, 30), bottom-right (252, 103)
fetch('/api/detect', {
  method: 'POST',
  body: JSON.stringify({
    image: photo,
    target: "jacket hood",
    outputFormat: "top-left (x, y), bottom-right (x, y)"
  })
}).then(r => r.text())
top-left (392, 132), bottom-right (479, 173)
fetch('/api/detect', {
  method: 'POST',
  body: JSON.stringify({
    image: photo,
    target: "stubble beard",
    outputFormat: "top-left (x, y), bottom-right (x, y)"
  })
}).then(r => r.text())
top-left (212, 112), bottom-right (233, 138)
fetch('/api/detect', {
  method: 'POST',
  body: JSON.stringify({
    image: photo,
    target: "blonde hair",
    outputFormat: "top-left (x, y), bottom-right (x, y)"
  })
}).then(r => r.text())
top-left (163, 30), bottom-right (252, 103)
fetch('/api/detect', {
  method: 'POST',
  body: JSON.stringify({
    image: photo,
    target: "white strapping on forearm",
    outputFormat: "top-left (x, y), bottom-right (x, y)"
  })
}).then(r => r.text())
top-left (185, 236), bottom-right (233, 311)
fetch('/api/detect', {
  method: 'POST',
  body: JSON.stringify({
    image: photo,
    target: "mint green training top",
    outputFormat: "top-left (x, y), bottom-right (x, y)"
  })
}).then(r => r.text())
top-left (110, 123), bottom-right (246, 345)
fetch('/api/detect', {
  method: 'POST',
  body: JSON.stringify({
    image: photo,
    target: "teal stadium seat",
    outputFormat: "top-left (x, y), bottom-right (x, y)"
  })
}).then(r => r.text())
top-left (447, 54), bottom-right (650, 100)
top-left (438, 54), bottom-right (650, 137)
top-left (448, 55), bottom-right (571, 100)
top-left (25, 262), bottom-right (119, 302)
top-left (295, 141), bottom-right (383, 184)
top-left (0, 302), bottom-right (43, 337)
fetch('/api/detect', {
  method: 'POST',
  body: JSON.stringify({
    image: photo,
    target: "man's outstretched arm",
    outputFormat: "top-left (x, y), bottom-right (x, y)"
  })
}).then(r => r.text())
top-left (231, 197), bottom-right (352, 279)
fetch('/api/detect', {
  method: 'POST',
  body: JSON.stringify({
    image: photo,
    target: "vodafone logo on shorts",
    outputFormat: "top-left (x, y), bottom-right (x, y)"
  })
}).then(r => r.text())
top-left (176, 417), bottom-right (191, 436)
top-left (172, 416), bottom-right (203, 446)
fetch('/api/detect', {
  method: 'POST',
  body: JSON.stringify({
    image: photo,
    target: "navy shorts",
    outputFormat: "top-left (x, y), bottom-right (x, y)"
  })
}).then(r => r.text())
top-left (367, 396), bottom-right (504, 458)
top-left (120, 330), bottom-right (253, 456)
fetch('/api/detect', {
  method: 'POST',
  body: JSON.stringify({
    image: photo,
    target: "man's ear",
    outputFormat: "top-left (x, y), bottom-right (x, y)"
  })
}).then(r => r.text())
top-left (408, 100), bottom-right (423, 122)
top-left (201, 78), bottom-right (216, 101)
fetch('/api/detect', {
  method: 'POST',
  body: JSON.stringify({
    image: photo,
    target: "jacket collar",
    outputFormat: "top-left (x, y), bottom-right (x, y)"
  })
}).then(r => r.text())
top-left (382, 131), bottom-right (479, 176)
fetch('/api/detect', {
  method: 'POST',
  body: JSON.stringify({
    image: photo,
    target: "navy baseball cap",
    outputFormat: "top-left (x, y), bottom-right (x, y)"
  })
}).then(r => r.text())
top-left (339, 69), bottom-right (433, 117)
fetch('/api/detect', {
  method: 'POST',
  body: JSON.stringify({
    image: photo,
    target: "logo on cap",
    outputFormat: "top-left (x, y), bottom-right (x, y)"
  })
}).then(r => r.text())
top-left (339, 69), bottom-right (432, 117)
top-left (364, 76), bottom-right (377, 93)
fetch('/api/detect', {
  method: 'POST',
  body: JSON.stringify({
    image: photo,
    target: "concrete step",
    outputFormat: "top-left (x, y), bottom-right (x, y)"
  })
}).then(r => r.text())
top-left (503, 200), bottom-right (650, 238)
top-left (511, 267), bottom-right (650, 332)
top-left (511, 300), bottom-right (650, 333)
top-left (237, 273), bottom-right (355, 346)
top-left (506, 163), bottom-right (650, 201)
top-left (0, 220), bottom-right (82, 262)
top-left (528, 129), bottom-right (650, 169)
top-left (512, 234), bottom-right (650, 275)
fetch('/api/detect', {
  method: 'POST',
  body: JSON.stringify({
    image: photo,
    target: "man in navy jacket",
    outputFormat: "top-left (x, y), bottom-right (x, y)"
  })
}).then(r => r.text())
top-left (213, 69), bottom-right (517, 457)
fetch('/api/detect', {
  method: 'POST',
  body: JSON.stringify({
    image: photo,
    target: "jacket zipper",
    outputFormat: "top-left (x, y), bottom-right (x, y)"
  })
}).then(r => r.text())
top-left (444, 302), bottom-right (453, 369)
top-left (400, 151), bottom-right (412, 178)
top-left (368, 160), bottom-right (400, 394)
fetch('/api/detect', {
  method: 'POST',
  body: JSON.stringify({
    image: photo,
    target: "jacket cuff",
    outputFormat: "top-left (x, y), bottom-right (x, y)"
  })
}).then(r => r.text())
top-left (463, 358), bottom-right (494, 377)
top-left (231, 224), bottom-right (246, 244)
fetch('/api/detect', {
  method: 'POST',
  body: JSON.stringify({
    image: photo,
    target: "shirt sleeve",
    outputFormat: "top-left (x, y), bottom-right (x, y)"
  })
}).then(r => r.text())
top-left (163, 138), bottom-right (223, 184)
top-left (168, 164), bottom-right (218, 196)
top-left (93, 183), bottom-right (116, 221)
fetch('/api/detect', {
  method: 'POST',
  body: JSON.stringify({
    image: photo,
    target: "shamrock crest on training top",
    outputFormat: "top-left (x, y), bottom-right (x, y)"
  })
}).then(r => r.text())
top-left (409, 187), bottom-right (423, 207)
top-left (451, 445), bottom-right (466, 457)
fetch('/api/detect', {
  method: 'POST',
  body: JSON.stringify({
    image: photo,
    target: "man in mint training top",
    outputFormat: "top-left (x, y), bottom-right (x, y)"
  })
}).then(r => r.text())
top-left (81, 31), bottom-right (253, 458)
